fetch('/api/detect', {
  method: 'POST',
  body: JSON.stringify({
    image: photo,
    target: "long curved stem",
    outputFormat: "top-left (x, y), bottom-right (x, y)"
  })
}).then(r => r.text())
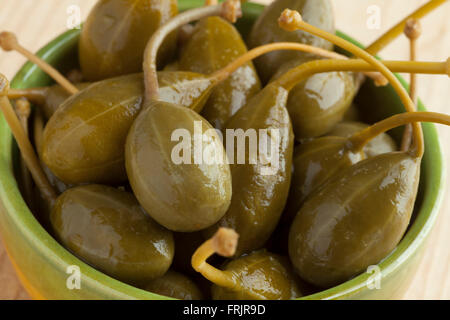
top-left (143, 1), bottom-right (241, 101)
top-left (348, 111), bottom-right (450, 153)
top-left (408, 42), bottom-right (419, 104)
top-left (405, 19), bottom-right (421, 105)
top-left (366, 0), bottom-right (447, 55)
top-left (211, 42), bottom-right (385, 85)
top-left (278, 10), bottom-right (423, 158)
top-left (401, 18), bottom-right (422, 152)
top-left (7, 88), bottom-right (47, 105)
top-left (275, 59), bottom-right (449, 90)
top-left (0, 75), bottom-right (57, 206)
top-left (15, 98), bottom-right (33, 206)
top-left (0, 32), bottom-right (78, 95)
top-left (275, 59), bottom-right (449, 153)
top-left (192, 228), bottom-right (240, 290)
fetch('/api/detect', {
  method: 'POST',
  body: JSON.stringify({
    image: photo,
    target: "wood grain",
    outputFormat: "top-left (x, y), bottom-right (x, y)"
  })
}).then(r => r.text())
top-left (0, 0), bottom-right (448, 300)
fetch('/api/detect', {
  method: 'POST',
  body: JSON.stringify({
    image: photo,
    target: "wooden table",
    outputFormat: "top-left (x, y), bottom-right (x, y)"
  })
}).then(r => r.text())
top-left (0, 0), bottom-right (448, 300)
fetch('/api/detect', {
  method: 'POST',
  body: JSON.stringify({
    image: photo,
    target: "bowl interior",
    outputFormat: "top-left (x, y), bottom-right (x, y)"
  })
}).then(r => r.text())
top-left (0, 0), bottom-right (444, 300)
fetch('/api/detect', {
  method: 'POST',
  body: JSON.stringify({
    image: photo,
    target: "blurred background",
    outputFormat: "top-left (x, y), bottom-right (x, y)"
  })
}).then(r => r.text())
top-left (0, 0), bottom-right (448, 299)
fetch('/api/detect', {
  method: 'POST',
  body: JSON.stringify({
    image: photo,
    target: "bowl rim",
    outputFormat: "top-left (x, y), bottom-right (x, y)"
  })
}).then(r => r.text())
top-left (0, 1), bottom-right (445, 300)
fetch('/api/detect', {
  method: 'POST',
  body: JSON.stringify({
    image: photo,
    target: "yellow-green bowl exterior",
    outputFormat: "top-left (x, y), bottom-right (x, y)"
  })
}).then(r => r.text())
top-left (0, 0), bottom-right (444, 300)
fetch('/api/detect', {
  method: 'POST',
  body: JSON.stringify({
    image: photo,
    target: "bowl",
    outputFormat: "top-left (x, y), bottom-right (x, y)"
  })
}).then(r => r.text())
top-left (0, 0), bottom-right (444, 300)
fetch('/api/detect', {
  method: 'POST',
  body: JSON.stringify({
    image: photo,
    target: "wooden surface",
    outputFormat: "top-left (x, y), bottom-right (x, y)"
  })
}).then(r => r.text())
top-left (0, 0), bottom-right (448, 300)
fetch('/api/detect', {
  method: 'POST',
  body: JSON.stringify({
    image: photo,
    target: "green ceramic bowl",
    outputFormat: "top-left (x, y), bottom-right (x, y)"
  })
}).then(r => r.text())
top-left (0, 0), bottom-right (444, 300)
